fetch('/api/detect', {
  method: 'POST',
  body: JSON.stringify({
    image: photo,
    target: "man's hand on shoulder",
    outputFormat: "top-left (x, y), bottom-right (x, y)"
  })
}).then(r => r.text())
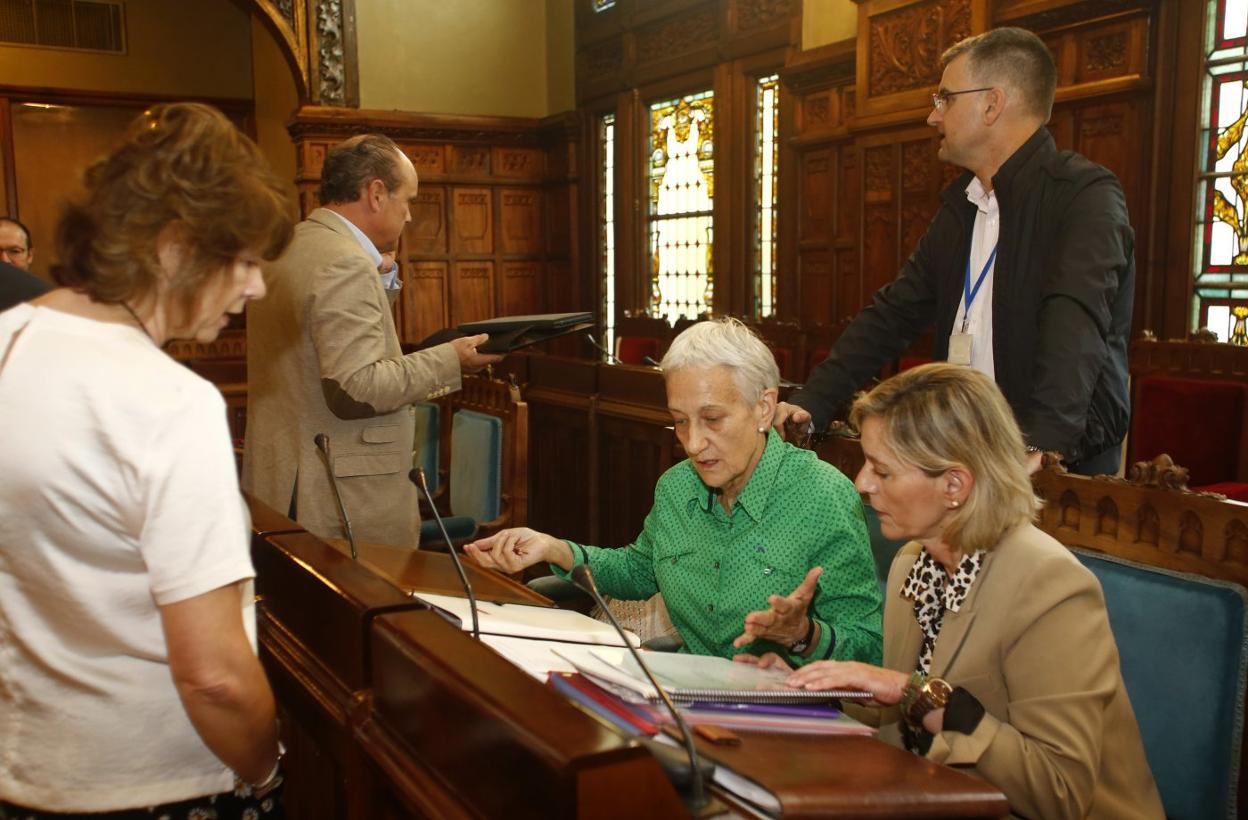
top-left (451, 333), bottom-right (504, 373)
top-left (772, 401), bottom-right (813, 442)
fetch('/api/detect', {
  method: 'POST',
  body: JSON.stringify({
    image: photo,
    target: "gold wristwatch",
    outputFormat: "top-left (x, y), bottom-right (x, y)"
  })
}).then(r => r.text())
top-left (901, 672), bottom-right (952, 728)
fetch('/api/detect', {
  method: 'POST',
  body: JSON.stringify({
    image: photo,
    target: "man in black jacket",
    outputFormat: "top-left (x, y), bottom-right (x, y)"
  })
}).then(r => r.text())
top-left (777, 27), bottom-right (1132, 476)
top-left (0, 260), bottom-right (49, 313)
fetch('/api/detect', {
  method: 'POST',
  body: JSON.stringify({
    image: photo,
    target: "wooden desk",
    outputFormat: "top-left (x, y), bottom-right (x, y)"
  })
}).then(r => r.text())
top-left (252, 508), bottom-right (1007, 818)
top-left (321, 537), bottom-right (551, 605)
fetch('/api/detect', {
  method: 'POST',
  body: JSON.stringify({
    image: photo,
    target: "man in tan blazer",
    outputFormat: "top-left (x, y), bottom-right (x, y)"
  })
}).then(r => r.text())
top-left (243, 134), bottom-right (499, 547)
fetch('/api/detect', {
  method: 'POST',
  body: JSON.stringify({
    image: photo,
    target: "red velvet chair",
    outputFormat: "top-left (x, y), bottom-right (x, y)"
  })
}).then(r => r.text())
top-left (615, 336), bottom-right (661, 365)
top-left (1131, 376), bottom-right (1248, 500)
top-left (770, 346), bottom-right (793, 381)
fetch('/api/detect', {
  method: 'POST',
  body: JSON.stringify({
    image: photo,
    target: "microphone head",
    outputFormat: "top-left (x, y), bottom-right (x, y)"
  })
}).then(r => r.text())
top-left (313, 433), bottom-right (329, 453)
top-left (570, 563), bottom-right (596, 594)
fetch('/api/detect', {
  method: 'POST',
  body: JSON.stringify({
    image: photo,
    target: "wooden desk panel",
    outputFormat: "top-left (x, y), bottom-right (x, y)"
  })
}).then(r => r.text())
top-left (701, 732), bottom-right (1008, 818)
top-left (362, 610), bottom-right (688, 819)
top-left (321, 537), bottom-right (552, 605)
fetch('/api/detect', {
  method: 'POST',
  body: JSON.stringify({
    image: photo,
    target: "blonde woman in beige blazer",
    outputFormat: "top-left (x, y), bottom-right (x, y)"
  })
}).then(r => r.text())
top-left (244, 135), bottom-right (498, 547)
top-left (743, 363), bottom-right (1163, 820)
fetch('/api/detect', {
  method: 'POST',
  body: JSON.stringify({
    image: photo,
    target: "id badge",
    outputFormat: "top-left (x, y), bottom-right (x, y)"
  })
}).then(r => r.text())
top-left (948, 332), bottom-right (973, 366)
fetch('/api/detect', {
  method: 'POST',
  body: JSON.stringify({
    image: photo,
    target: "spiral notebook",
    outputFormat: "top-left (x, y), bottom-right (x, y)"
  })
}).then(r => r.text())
top-left (560, 647), bottom-right (871, 705)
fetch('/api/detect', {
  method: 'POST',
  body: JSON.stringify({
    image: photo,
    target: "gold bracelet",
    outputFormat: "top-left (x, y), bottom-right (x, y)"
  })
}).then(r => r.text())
top-left (904, 677), bottom-right (953, 728)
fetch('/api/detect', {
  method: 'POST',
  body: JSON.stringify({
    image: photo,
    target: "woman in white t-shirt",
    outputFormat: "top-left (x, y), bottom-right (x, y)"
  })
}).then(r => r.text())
top-left (0, 103), bottom-right (296, 819)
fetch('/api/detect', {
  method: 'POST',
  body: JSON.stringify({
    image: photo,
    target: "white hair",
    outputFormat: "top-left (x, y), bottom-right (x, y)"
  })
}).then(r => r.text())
top-left (659, 318), bottom-right (780, 403)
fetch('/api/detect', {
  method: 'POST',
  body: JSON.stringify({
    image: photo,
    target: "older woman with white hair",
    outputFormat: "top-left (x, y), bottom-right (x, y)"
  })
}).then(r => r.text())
top-left (467, 318), bottom-right (882, 665)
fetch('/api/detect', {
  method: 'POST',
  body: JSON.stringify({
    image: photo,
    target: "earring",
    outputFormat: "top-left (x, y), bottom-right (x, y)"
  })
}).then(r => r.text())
top-left (949, 500), bottom-right (960, 508)
top-left (758, 427), bottom-right (766, 433)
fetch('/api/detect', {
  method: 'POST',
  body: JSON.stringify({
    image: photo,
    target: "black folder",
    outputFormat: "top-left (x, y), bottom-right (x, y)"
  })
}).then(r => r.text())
top-left (414, 312), bottom-right (594, 354)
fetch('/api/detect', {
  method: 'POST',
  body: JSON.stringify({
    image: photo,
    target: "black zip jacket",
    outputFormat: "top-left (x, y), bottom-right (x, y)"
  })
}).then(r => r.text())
top-left (791, 127), bottom-right (1134, 465)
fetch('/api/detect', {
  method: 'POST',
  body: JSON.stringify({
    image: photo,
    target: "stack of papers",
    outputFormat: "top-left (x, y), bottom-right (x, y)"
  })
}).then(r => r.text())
top-left (563, 647), bottom-right (870, 704)
top-left (414, 593), bottom-right (639, 646)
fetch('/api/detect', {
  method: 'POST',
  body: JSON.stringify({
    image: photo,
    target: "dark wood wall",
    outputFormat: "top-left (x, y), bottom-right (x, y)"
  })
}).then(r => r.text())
top-left (286, 107), bottom-right (586, 349)
top-left (575, 0), bottom-right (1201, 348)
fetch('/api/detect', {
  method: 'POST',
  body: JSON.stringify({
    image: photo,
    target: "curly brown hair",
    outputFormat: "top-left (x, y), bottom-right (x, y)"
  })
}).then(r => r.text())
top-left (52, 102), bottom-right (296, 312)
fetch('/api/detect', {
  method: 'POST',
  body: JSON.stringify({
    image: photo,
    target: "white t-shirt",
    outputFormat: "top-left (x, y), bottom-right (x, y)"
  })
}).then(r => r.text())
top-left (0, 305), bottom-right (257, 811)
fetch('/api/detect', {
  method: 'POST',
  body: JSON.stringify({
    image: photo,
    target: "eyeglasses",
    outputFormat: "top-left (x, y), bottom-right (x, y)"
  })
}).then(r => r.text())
top-left (931, 87), bottom-right (993, 110)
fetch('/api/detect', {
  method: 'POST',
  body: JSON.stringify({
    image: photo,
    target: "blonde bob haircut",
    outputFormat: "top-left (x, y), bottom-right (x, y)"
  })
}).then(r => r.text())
top-left (660, 317), bottom-right (780, 404)
top-left (850, 363), bottom-right (1040, 554)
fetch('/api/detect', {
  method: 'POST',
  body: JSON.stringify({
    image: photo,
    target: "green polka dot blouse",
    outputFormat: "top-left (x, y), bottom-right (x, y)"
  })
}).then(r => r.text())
top-left (557, 431), bottom-right (883, 665)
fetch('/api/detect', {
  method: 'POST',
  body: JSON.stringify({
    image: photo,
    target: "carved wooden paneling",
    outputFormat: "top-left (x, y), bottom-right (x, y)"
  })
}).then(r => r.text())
top-left (493, 147), bottom-right (544, 179)
top-left (800, 149), bottom-right (833, 243)
top-left (546, 259), bottom-right (574, 311)
top-left (285, 108), bottom-right (581, 353)
top-left (405, 144), bottom-right (445, 176)
top-left (836, 248), bottom-right (860, 325)
top-left (837, 147), bottom-right (859, 247)
top-left (400, 262), bottom-right (449, 343)
top-left (500, 261), bottom-right (542, 316)
top-left (802, 90), bottom-right (835, 133)
top-left (299, 140), bottom-right (333, 178)
top-left (635, 6), bottom-right (718, 65)
top-left (799, 250), bottom-right (833, 326)
top-left (451, 188), bottom-right (494, 255)
top-left (450, 146), bottom-right (490, 176)
top-left (734, 0), bottom-right (799, 33)
top-left (867, 0), bottom-right (971, 98)
top-left (547, 188), bottom-right (572, 261)
top-left (856, 0), bottom-right (982, 120)
top-left (596, 411), bottom-right (679, 548)
top-left (500, 188), bottom-right (543, 255)
top-left (451, 261), bottom-right (495, 325)
top-left (405, 187), bottom-right (446, 255)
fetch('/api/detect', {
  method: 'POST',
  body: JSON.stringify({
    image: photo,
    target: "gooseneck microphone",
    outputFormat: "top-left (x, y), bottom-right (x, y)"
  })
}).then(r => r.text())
top-left (409, 468), bottom-right (480, 640)
top-left (313, 433), bottom-right (358, 560)
top-left (583, 332), bottom-right (621, 365)
top-left (569, 564), bottom-right (712, 813)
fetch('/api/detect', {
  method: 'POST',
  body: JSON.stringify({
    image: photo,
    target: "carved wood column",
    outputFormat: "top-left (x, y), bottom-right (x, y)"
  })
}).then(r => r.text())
top-left (249, 0), bottom-right (360, 107)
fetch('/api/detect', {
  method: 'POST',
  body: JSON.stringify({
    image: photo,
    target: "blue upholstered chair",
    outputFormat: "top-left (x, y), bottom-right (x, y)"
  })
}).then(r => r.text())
top-left (1073, 548), bottom-right (1248, 820)
top-left (418, 377), bottom-right (528, 549)
top-left (412, 401), bottom-right (441, 495)
top-left (862, 504), bottom-right (906, 595)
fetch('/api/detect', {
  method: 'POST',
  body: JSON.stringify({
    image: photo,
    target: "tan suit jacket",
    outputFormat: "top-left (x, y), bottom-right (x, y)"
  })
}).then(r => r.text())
top-left (242, 208), bottom-right (460, 547)
top-left (877, 525), bottom-right (1163, 820)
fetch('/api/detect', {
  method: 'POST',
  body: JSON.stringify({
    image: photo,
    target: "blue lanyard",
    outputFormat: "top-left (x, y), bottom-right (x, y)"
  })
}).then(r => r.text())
top-left (961, 243), bottom-right (998, 331)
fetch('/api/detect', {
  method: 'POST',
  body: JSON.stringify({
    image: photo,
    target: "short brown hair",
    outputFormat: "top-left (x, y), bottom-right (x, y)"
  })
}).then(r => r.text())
top-left (318, 134), bottom-right (406, 205)
top-left (942, 27), bottom-right (1057, 122)
top-left (53, 103), bottom-right (296, 309)
top-left (850, 363), bottom-right (1040, 554)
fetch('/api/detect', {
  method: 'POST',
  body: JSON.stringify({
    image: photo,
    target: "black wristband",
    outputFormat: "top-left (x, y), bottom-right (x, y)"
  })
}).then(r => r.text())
top-left (942, 686), bottom-right (986, 735)
top-left (788, 615), bottom-right (817, 654)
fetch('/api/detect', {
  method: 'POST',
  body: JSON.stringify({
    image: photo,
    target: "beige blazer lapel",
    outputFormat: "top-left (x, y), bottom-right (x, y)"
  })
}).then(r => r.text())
top-left (931, 548), bottom-right (997, 675)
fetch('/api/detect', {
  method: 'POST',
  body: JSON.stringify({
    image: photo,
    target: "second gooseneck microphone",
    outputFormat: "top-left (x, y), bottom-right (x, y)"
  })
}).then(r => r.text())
top-left (409, 468), bottom-right (480, 641)
top-left (583, 332), bottom-right (621, 364)
top-left (313, 433), bottom-right (358, 560)
top-left (569, 564), bottom-right (712, 813)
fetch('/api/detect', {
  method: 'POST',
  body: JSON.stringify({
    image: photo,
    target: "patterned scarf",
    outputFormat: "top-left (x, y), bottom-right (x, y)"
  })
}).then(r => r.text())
top-left (900, 548), bottom-right (985, 675)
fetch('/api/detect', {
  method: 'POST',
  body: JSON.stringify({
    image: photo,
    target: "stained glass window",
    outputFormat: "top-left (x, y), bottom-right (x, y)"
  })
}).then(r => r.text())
top-left (755, 74), bottom-right (780, 318)
top-left (1194, 0), bottom-right (1248, 341)
top-left (600, 114), bottom-right (617, 357)
top-left (648, 90), bottom-right (714, 321)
